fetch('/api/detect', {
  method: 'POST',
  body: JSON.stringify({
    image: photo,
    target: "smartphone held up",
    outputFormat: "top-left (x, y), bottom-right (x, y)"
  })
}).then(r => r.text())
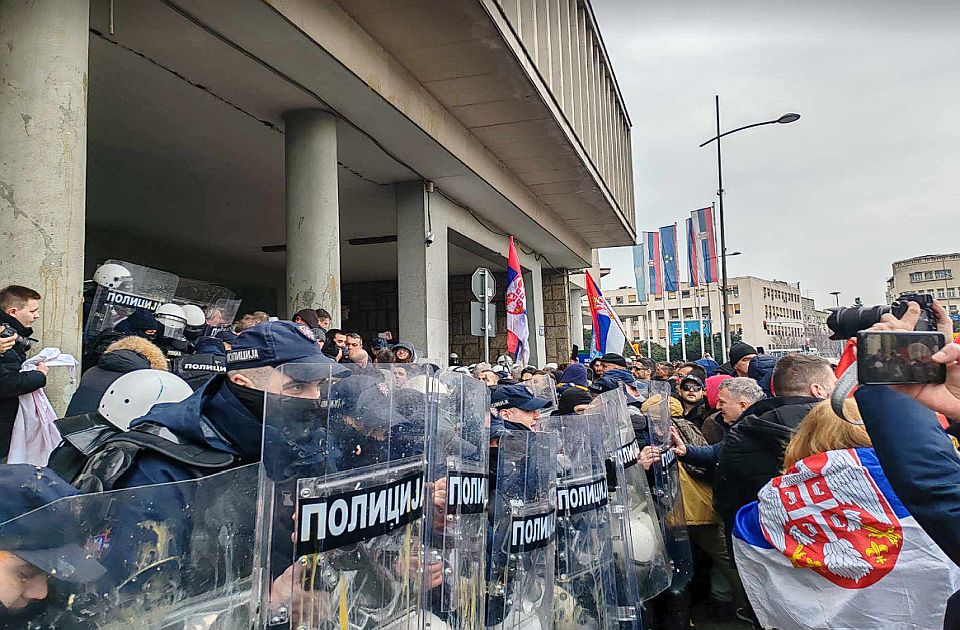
top-left (857, 330), bottom-right (947, 385)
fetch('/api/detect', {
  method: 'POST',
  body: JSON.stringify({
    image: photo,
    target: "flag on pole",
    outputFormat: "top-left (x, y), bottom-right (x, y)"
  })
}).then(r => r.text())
top-left (506, 236), bottom-right (529, 365)
top-left (632, 242), bottom-right (648, 303)
top-left (646, 231), bottom-right (663, 297)
top-left (733, 448), bottom-right (960, 630)
top-left (659, 224), bottom-right (680, 293)
top-left (689, 207), bottom-right (719, 285)
top-left (586, 272), bottom-right (627, 358)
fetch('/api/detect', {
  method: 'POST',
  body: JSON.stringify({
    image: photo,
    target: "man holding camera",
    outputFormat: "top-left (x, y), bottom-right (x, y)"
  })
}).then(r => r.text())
top-left (852, 298), bottom-right (960, 627)
top-left (0, 286), bottom-right (47, 461)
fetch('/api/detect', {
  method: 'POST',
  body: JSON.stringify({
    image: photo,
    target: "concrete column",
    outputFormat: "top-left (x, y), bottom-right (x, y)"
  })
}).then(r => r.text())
top-left (1, 0), bottom-right (89, 414)
top-left (397, 182), bottom-right (448, 361)
top-left (524, 263), bottom-right (546, 367)
top-left (568, 286), bottom-right (585, 351)
top-left (284, 110), bottom-right (340, 324)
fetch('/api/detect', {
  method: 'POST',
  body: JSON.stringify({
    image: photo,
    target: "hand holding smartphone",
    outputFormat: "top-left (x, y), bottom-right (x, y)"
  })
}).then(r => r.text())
top-left (857, 330), bottom-right (947, 385)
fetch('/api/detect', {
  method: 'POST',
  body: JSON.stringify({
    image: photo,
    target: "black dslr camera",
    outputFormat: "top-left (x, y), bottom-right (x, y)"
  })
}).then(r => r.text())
top-left (826, 293), bottom-right (937, 340)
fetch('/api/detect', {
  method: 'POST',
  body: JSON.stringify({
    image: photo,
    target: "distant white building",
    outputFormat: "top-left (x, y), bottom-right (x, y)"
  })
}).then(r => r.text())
top-left (583, 276), bottom-right (839, 357)
top-left (886, 253), bottom-right (960, 317)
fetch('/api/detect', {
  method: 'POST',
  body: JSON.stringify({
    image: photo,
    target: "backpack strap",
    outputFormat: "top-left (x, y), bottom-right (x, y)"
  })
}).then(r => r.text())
top-left (73, 421), bottom-right (236, 492)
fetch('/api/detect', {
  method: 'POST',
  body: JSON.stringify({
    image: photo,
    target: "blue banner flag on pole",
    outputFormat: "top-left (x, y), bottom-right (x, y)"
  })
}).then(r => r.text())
top-left (633, 241), bottom-right (648, 303)
top-left (659, 224), bottom-right (679, 293)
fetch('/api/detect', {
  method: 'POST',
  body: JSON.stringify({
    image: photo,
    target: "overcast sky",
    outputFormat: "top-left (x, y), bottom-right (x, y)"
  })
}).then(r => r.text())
top-left (591, 0), bottom-right (959, 309)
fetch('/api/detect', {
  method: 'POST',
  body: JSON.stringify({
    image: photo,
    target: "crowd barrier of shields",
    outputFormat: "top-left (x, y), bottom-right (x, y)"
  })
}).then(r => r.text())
top-left (0, 365), bottom-right (684, 629)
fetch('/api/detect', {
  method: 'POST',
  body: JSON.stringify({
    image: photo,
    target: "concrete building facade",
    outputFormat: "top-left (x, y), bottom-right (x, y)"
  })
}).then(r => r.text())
top-left (2, 0), bottom-right (636, 410)
top-left (583, 276), bottom-right (839, 357)
top-left (886, 253), bottom-right (960, 317)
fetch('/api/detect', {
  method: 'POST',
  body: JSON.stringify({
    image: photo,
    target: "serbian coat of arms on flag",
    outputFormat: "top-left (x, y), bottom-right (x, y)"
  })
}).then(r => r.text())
top-left (733, 448), bottom-right (960, 630)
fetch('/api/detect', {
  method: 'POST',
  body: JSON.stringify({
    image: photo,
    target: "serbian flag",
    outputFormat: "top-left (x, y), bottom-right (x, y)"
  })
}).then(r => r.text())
top-left (733, 448), bottom-right (960, 630)
top-left (659, 224), bottom-right (680, 293)
top-left (689, 207), bottom-right (718, 285)
top-left (586, 271), bottom-right (627, 358)
top-left (505, 236), bottom-right (529, 365)
top-left (643, 232), bottom-right (663, 295)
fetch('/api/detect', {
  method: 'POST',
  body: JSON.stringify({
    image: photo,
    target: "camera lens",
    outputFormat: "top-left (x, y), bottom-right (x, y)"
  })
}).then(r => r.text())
top-left (826, 305), bottom-right (890, 340)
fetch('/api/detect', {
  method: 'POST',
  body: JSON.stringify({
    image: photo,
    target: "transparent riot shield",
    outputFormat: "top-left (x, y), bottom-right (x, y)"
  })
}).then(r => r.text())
top-left (174, 278), bottom-right (241, 335)
top-left (84, 259), bottom-right (179, 340)
top-left (256, 362), bottom-right (431, 630)
top-left (634, 381), bottom-right (694, 593)
top-left (487, 429), bottom-right (557, 630)
top-left (539, 413), bottom-right (619, 630)
top-left (0, 464), bottom-right (258, 629)
top-left (590, 388), bottom-right (671, 602)
top-left (523, 374), bottom-right (558, 416)
top-left (420, 370), bottom-right (491, 630)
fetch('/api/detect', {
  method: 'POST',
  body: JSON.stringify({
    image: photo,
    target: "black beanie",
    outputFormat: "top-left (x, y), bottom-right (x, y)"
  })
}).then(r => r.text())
top-left (729, 342), bottom-right (758, 366)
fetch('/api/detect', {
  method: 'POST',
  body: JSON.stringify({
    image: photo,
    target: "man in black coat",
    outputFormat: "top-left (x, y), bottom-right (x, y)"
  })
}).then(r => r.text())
top-left (0, 286), bottom-right (48, 459)
top-left (712, 353), bottom-right (837, 530)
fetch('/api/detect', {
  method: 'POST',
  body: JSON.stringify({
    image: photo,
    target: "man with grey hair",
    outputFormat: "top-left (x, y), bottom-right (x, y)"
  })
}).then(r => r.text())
top-left (716, 378), bottom-right (764, 426)
top-left (713, 353), bottom-right (836, 532)
top-left (669, 376), bottom-right (766, 472)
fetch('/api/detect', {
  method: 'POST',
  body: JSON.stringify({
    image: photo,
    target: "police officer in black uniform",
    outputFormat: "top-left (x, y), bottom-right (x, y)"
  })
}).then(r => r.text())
top-left (170, 336), bottom-right (228, 390)
top-left (74, 320), bottom-right (346, 492)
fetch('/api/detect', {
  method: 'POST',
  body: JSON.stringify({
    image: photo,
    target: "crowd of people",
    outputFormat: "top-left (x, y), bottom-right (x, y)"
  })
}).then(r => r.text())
top-left (0, 276), bottom-right (959, 630)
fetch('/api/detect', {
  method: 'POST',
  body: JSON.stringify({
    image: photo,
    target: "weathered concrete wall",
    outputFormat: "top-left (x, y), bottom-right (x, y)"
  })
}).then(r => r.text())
top-left (1, 0), bottom-right (90, 413)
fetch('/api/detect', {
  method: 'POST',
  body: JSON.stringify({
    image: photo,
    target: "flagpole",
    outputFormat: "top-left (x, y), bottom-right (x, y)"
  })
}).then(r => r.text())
top-left (646, 307), bottom-right (652, 357)
top-left (696, 285), bottom-right (706, 358)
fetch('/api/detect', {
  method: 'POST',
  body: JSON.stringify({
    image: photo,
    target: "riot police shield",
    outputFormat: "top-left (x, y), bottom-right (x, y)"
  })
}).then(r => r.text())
top-left (420, 369), bottom-right (491, 630)
top-left (539, 413), bottom-right (619, 630)
top-left (487, 429), bottom-right (558, 630)
top-left (590, 388), bottom-right (671, 603)
top-left (174, 277), bottom-right (241, 335)
top-left (255, 361), bottom-right (430, 630)
top-left (522, 374), bottom-right (557, 416)
top-left (0, 464), bottom-right (258, 628)
top-left (634, 380), bottom-right (693, 593)
top-left (84, 259), bottom-right (179, 340)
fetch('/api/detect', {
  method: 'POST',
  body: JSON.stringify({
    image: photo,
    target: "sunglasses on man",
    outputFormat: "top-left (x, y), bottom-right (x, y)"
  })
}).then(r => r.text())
top-left (680, 384), bottom-right (703, 392)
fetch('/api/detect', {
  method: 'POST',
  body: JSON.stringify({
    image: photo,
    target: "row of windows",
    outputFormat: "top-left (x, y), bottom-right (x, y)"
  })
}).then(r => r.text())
top-left (910, 269), bottom-right (953, 283)
top-left (765, 305), bottom-right (802, 321)
top-left (762, 286), bottom-right (800, 303)
top-left (910, 287), bottom-right (959, 300)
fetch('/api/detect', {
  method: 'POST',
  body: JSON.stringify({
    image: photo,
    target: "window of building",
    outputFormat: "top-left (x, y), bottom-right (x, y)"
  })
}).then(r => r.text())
top-left (681, 290), bottom-right (690, 298)
top-left (734, 303), bottom-right (741, 314)
top-left (936, 269), bottom-right (953, 280)
top-left (951, 305), bottom-right (959, 315)
top-left (615, 296), bottom-right (623, 304)
top-left (938, 289), bottom-right (946, 299)
top-left (948, 288), bottom-right (957, 299)
top-left (628, 294), bottom-right (637, 303)
top-left (731, 286), bottom-right (740, 298)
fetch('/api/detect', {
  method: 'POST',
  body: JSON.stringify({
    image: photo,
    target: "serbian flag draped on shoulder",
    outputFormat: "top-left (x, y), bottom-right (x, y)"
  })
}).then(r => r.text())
top-left (586, 272), bottom-right (626, 358)
top-left (733, 447), bottom-right (960, 630)
top-left (505, 236), bottom-right (530, 365)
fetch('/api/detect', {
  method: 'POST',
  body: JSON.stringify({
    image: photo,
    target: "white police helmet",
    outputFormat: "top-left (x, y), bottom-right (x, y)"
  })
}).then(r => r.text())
top-left (98, 370), bottom-right (193, 430)
top-left (155, 303), bottom-right (187, 329)
top-left (180, 304), bottom-right (206, 328)
top-left (92, 263), bottom-right (132, 289)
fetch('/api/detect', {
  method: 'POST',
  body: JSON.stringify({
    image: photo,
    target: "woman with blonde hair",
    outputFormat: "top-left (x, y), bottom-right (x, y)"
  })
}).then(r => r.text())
top-left (65, 336), bottom-right (168, 416)
top-left (732, 397), bottom-right (960, 630)
top-left (782, 398), bottom-right (871, 469)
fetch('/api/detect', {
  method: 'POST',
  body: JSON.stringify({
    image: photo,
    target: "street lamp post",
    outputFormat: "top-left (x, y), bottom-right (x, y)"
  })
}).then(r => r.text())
top-left (700, 97), bottom-right (800, 360)
top-left (706, 251), bottom-right (741, 360)
top-left (830, 291), bottom-right (842, 308)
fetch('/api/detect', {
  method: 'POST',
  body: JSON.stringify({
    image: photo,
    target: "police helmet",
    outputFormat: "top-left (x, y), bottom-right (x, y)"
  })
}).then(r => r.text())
top-left (98, 369), bottom-right (193, 430)
top-left (628, 512), bottom-right (658, 563)
top-left (180, 304), bottom-right (206, 328)
top-left (92, 263), bottom-right (133, 289)
top-left (155, 303), bottom-right (187, 332)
